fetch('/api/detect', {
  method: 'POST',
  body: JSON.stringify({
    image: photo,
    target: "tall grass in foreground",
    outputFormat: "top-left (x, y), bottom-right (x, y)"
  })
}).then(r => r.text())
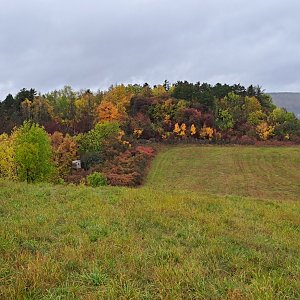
top-left (0, 146), bottom-right (300, 299)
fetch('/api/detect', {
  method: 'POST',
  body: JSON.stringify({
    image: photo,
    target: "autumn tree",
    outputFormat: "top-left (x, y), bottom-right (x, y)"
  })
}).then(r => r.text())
top-left (97, 101), bottom-right (122, 122)
top-left (45, 86), bottom-right (77, 132)
top-left (200, 124), bottom-right (214, 140)
top-left (268, 108), bottom-right (300, 138)
top-left (256, 122), bottom-right (274, 140)
top-left (243, 96), bottom-right (261, 115)
top-left (98, 84), bottom-right (134, 121)
top-left (31, 97), bottom-right (53, 125)
top-left (21, 99), bottom-right (33, 120)
top-left (75, 92), bottom-right (98, 132)
top-left (0, 133), bottom-right (16, 179)
top-left (190, 124), bottom-right (197, 136)
top-left (51, 132), bottom-right (78, 176)
top-left (152, 85), bottom-right (169, 98)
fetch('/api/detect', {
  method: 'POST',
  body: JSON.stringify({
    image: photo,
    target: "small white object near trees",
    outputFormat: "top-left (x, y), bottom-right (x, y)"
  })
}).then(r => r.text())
top-left (72, 160), bottom-right (81, 170)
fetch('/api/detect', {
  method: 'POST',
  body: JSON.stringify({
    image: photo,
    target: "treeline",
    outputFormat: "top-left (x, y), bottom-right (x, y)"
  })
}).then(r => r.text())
top-left (0, 81), bottom-right (299, 186)
top-left (1, 81), bottom-right (299, 141)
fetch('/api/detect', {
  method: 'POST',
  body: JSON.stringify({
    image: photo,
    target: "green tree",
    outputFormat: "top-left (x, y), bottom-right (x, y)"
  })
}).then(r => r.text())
top-left (45, 86), bottom-right (77, 132)
top-left (216, 109), bottom-right (234, 131)
top-left (77, 121), bottom-right (120, 153)
top-left (15, 88), bottom-right (37, 110)
top-left (76, 121), bottom-right (122, 169)
top-left (247, 110), bottom-right (266, 126)
top-left (269, 108), bottom-right (300, 138)
top-left (13, 122), bottom-right (55, 182)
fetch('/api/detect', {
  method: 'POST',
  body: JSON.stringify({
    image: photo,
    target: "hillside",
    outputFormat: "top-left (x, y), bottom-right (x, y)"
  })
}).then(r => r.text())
top-left (1, 146), bottom-right (300, 299)
top-left (147, 146), bottom-right (300, 200)
top-left (269, 92), bottom-right (300, 117)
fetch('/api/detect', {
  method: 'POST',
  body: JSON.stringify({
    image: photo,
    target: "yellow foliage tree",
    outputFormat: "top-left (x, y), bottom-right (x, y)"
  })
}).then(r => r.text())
top-left (179, 123), bottom-right (187, 136)
top-left (163, 115), bottom-right (172, 126)
top-left (173, 123), bottom-right (181, 135)
top-left (190, 124), bottom-right (197, 136)
top-left (152, 85), bottom-right (168, 97)
top-left (200, 124), bottom-right (214, 140)
top-left (20, 98), bottom-right (32, 120)
top-left (0, 133), bottom-right (16, 179)
top-left (100, 85), bottom-right (134, 121)
top-left (256, 122), bottom-right (274, 140)
top-left (243, 96), bottom-right (261, 114)
top-left (133, 129), bottom-right (143, 138)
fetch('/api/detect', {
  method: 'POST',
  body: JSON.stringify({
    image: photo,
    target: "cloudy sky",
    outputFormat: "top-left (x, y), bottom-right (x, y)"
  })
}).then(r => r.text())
top-left (0, 0), bottom-right (300, 99)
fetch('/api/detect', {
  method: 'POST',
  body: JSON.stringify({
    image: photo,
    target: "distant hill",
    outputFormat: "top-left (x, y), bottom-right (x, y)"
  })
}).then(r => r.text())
top-left (268, 92), bottom-right (300, 118)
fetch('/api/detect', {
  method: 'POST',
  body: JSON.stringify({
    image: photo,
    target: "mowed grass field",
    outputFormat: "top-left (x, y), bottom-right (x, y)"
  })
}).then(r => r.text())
top-left (147, 146), bottom-right (300, 200)
top-left (0, 146), bottom-right (300, 299)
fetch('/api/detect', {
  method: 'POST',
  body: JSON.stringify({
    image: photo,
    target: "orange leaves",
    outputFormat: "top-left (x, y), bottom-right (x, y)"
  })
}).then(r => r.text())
top-left (97, 85), bottom-right (135, 123)
top-left (179, 123), bottom-right (187, 136)
top-left (200, 125), bottom-right (214, 140)
top-left (133, 129), bottom-right (143, 138)
top-left (190, 124), bottom-right (197, 136)
top-left (256, 122), bottom-right (274, 140)
top-left (173, 123), bottom-right (187, 136)
top-left (51, 131), bottom-right (78, 176)
top-left (97, 101), bottom-right (122, 122)
top-left (173, 123), bottom-right (181, 134)
top-left (173, 123), bottom-right (214, 140)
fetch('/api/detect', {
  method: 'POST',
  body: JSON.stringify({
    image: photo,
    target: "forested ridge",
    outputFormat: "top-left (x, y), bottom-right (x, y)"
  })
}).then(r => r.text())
top-left (1, 81), bottom-right (299, 186)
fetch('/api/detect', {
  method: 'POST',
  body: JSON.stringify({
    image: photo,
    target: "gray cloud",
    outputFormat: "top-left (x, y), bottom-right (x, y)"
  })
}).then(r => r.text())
top-left (1, 0), bottom-right (300, 99)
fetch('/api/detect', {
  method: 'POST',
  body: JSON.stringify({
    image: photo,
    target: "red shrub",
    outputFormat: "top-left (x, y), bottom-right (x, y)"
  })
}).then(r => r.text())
top-left (135, 146), bottom-right (155, 157)
top-left (106, 172), bottom-right (141, 186)
top-left (102, 146), bottom-right (155, 186)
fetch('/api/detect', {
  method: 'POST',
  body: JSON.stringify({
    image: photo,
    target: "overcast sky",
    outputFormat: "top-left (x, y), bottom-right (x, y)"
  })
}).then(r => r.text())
top-left (0, 0), bottom-right (300, 99)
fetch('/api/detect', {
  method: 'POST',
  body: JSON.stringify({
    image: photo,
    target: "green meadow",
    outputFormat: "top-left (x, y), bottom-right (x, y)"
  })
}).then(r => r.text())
top-left (0, 146), bottom-right (300, 299)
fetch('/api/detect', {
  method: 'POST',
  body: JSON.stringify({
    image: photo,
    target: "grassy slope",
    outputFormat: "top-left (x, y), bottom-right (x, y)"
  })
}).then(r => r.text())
top-left (147, 146), bottom-right (300, 200)
top-left (0, 146), bottom-right (300, 299)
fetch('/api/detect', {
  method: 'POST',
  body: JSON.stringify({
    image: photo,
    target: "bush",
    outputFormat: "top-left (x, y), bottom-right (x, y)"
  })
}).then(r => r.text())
top-left (87, 172), bottom-right (107, 187)
top-left (64, 169), bottom-right (89, 185)
top-left (135, 146), bottom-right (155, 157)
top-left (238, 135), bottom-right (256, 145)
top-left (103, 147), bottom-right (155, 186)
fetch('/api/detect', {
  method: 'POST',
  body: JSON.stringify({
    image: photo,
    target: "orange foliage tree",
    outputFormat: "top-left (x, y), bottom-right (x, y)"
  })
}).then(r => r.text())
top-left (200, 124), bottom-right (214, 140)
top-left (51, 131), bottom-right (78, 176)
top-left (97, 85), bottom-right (134, 122)
top-left (98, 101), bottom-right (122, 122)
